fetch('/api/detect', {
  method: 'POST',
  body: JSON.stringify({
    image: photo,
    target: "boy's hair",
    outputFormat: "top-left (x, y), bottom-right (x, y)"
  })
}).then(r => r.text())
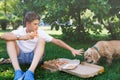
top-left (23, 11), bottom-right (40, 27)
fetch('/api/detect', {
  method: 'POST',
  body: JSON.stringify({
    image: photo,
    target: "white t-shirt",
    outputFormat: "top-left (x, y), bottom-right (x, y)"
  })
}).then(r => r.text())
top-left (12, 28), bottom-right (53, 53)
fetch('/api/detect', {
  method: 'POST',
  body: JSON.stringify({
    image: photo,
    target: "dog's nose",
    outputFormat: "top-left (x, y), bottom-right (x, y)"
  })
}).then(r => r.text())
top-left (85, 58), bottom-right (87, 61)
top-left (89, 60), bottom-right (94, 64)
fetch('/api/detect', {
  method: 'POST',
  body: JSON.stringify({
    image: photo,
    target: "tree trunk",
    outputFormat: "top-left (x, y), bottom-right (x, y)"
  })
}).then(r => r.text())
top-left (4, 0), bottom-right (7, 16)
top-left (75, 11), bottom-right (86, 39)
top-left (108, 21), bottom-right (117, 39)
top-left (1, 24), bottom-right (7, 30)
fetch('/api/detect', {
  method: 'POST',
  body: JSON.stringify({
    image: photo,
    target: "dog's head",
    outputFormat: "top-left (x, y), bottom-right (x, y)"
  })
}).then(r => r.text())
top-left (84, 48), bottom-right (101, 64)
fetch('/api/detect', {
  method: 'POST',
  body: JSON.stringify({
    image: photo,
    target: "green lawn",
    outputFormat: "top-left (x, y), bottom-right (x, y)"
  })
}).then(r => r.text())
top-left (0, 28), bottom-right (120, 80)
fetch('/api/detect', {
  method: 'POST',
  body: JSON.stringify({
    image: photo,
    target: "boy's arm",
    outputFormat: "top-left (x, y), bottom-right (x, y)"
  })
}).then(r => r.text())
top-left (0, 32), bottom-right (18, 41)
top-left (51, 38), bottom-right (84, 56)
top-left (0, 32), bottom-right (35, 41)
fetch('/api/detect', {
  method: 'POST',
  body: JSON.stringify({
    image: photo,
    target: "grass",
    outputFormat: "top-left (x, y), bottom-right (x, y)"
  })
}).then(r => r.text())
top-left (0, 27), bottom-right (120, 80)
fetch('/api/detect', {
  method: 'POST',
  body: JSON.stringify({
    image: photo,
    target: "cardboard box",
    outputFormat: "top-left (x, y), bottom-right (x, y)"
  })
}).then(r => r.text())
top-left (61, 62), bottom-right (104, 78)
top-left (42, 58), bottom-right (104, 78)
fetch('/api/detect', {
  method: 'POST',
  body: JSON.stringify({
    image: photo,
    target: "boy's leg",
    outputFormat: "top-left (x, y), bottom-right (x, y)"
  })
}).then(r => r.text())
top-left (6, 41), bottom-right (21, 70)
top-left (6, 41), bottom-right (24, 80)
top-left (28, 38), bottom-right (45, 72)
top-left (24, 38), bottom-right (45, 80)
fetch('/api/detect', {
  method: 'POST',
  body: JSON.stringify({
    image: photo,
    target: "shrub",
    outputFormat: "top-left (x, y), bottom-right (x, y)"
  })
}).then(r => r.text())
top-left (0, 16), bottom-right (9, 30)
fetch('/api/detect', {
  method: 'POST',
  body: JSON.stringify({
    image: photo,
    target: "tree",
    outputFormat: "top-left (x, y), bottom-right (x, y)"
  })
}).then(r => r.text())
top-left (107, 0), bottom-right (120, 39)
top-left (1, 0), bottom-right (119, 40)
top-left (89, 0), bottom-right (120, 39)
top-left (39, 0), bottom-right (120, 40)
top-left (42, 0), bottom-right (90, 41)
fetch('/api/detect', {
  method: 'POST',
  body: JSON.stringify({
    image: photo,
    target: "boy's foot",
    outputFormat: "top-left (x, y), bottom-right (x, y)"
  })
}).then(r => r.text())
top-left (24, 70), bottom-right (34, 80)
top-left (14, 70), bottom-right (25, 80)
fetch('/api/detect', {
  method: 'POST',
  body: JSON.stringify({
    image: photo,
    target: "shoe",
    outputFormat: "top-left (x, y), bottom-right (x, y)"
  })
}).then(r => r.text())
top-left (14, 70), bottom-right (25, 80)
top-left (24, 70), bottom-right (34, 80)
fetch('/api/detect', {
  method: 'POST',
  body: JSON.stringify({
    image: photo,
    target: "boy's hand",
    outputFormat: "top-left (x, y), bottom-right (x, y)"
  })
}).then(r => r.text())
top-left (33, 31), bottom-right (39, 38)
top-left (26, 32), bottom-right (35, 39)
top-left (72, 48), bottom-right (84, 57)
top-left (25, 31), bottom-right (38, 40)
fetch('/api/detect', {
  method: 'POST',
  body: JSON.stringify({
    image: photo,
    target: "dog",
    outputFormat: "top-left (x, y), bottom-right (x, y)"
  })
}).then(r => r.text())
top-left (84, 40), bottom-right (120, 64)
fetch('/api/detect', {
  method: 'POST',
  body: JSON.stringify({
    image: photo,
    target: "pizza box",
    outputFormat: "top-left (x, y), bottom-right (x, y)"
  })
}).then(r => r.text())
top-left (42, 58), bottom-right (104, 78)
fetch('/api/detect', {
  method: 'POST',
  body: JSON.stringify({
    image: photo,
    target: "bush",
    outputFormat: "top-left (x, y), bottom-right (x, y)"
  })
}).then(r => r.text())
top-left (0, 16), bottom-right (9, 30)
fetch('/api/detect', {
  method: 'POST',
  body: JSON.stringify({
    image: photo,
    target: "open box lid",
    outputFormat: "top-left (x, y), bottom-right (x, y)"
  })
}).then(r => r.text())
top-left (61, 62), bottom-right (104, 78)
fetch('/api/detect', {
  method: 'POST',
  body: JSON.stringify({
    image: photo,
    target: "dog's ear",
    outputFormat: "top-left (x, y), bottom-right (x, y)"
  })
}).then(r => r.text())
top-left (92, 52), bottom-right (98, 60)
top-left (84, 48), bottom-right (90, 55)
top-left (92, 50), bottom-right (100, 63)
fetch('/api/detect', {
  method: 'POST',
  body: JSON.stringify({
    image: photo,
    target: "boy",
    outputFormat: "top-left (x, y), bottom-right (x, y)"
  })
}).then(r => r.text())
top-left (0, 11), bottom-right (84, 80)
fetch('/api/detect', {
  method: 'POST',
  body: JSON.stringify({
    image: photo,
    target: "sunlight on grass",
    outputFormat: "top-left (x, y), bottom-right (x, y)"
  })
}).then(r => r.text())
top-left (1, 26), bottom-right (108, 36)
top-left (40, 26), bottom-right (62, 35)
top-left (0, 32), bottom-right (3, 35)
top-left (0, 26), bottom-right (62, 36)
top-left (40, 26), bottom-right (109, 36)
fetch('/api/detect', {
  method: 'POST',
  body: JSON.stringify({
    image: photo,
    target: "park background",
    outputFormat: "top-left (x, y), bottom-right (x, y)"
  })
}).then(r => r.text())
top-left (0, 0), bottom-right (120, 80)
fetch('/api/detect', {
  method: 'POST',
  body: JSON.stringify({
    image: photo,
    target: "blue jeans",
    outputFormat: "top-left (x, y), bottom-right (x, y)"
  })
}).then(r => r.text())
top-left (18, 49), bottom-right (43, 64)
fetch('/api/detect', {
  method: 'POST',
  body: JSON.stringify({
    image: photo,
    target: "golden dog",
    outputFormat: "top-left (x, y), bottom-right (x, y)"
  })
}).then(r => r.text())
top-left (84, 40), bottom-right (120, 64)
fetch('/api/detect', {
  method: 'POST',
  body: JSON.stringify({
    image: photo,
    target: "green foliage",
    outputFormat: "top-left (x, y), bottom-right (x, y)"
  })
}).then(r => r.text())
top-left (11, 16), bottom-right (22, 29)
top-left (43, 0), bottom-right (90, 41)
top-left (103, 15), bottom-right (120, 39)
top-left (0, 0), bottom-right (120, 40)
top-left (87, 0), bottom-right (120, 40)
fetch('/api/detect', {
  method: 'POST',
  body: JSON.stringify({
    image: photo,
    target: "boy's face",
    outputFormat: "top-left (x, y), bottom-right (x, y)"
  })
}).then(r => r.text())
top-left (26, 19), bottom-right (39, 32)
